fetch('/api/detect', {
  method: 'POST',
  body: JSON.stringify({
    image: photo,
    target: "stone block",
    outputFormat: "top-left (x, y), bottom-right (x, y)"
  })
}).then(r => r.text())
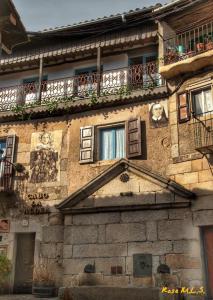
top-left (73, 212), bottom-right (120, 225)
top-left (192, 195), bottom-right (213, 211)
top-left (60, 158), bottom-right (68, 171)
top-left (169, 111), bottom-right (177, 125)
top-left (146, 221), bottom-right (157, 241)
top-left (156, 191), bottom-right (174, 204)
top-left (64, 225), bottom-right (98, 244)
top-left (191, 160), bottom-right (202, 172)
top-left (198, 170), bottom-right (213, 183)
top-left (95, 257), bottom-right (126, 275)
top-left (158, 220), bottom-right (198, 240)
top-left (79, 273), bottom-right (104, 286)
top-left (193, 210), bottom-right (213, 226)
top-left (175, 172), bottom-right (198, 185)
top-left (121, 210), bottom-right (168, 223)
top-left (17, 143), bottom-right (31, 153)
top-left (189, 181), bottom-right (213, 195)
top-left (171, 144), bottom-right (179, 158)
top-left (48, 212), bottom-right (64, 225)
top-left (64, 215), bottom-right (73, 226)
top-left (106, 223), bottom-right (146, 243)
top-left (73, 243), bottom-right (127, 258)
top-left (98, 225), bottom-right (105, 244)
top-left (17, 151), bottom-right (31, 164)
top-left (42, 225), bottom-right (64, 243)
top-left (169, 208), bottom-right (192, 220)
top-left (103, 275), bottom-right (129, 287)
top-left (41, 242), bottom-right (63, 259)
top-left (166, 161), bottom-right (191, 176)
top-left (128, 241), bottom-right (172, 256)
top-left (166, 254), bottom-right (201, 269)
top-left (170, 125), bottom-right (178, 144)
top-left (173, 240), bottom-right (200, 256)
top-left (63, 245), bottom-right (73, 259)
top-left (63, 258), bottom-right (93, 275)
top-left (180, 269), bottom-right (202, 281)
top-left (131, 277), bottom-right (153, 287)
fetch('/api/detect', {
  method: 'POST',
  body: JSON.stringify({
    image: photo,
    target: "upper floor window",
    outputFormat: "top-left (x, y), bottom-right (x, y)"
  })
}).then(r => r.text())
top-left (100, 126), bottom-right (125, 160)
top-left (0, 140), bottom-right (6, 177)
top-left (192, 87), bottom-right (213, 115)
top-left (79, 118), bottom-right (142, 164)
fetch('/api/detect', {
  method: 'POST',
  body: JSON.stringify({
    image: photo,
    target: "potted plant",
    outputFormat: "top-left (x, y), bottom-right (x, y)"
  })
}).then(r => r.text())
top-left (32, 257), bottom-right (56, 298)
top-left (196, 36), bottom-right (205, 52)
top-left (205, 33), bottom-right (213, 50)
top-left (0, 254), bottom-right (12, 295)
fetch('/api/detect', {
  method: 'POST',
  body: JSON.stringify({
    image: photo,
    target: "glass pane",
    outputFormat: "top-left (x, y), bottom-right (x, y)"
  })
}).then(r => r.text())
top-left (100, 129), bottom-right (114, 160)
top-left (193, 91), bottom-right (205, 115)
top-left (180, 107), bottom-right (188, 120)
top-left (204, 89), bottom-right (213, 112)
top-left (0, 141), bottom-right (6, 158)
top-left (115, 127), bottom-right (125, 159)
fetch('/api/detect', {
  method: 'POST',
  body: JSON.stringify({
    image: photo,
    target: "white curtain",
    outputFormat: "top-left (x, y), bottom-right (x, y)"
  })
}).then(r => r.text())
top-left (194, 92), bottom-right (204, 114)
top-left (204, 89), bottom-right (213, 112)
top-left (101, 129), bottom-right (114, 160)
top-left (115, 128), bottom-right (125, 158)
top-left (194, 89), bottom-right (213, 114)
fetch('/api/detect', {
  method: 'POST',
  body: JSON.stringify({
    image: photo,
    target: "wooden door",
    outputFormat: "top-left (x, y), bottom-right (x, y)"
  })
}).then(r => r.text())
top-left (203, 227), bottom-right (213, 299)
top-left (14, 233), bottom-right (35, 294)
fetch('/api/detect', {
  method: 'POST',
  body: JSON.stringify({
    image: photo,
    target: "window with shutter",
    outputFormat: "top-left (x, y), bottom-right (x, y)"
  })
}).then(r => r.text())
top-left (79, 126), bottom-right (94, 164)
top-left (178, 92), bottom-right (191, 123)
top-left (3, 135), bottom-right (16, 189)
top-left (126, 117), bottom-right (142, 158)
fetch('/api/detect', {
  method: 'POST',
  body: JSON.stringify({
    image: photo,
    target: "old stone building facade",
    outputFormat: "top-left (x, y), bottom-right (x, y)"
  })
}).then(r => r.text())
top-left (0, 0), bottom-right (213, 299)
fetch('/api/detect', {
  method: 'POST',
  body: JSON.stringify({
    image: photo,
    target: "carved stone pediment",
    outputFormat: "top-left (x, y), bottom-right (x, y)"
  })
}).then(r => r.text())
top-left (57, 159), bottom-right (195, 214)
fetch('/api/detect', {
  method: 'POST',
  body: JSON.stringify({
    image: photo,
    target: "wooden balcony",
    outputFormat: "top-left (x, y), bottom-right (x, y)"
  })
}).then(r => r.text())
top-left (160, 20), bottom-right (213, 79)
top-left (193, 111), bottom-right (213, 155)
top-left (0, 62), bottom-right (163, 112)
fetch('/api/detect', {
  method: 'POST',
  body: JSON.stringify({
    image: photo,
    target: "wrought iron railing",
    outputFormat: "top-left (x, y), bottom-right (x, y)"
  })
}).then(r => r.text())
top-left (0, 62), bottom-right (163, 112)
top-left (193, 111), bottom-right (213, 155)
top-left (0, 160), bottom-right (13, 191)
top-left (164, 20), bottom-right (213, 65)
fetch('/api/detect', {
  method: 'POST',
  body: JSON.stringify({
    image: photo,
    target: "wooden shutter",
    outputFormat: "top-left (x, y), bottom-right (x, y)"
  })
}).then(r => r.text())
top-left (79, 126), bottom-right (94, 164)
top-left (126, 117), bottom-right (142, 158)
top-left (178, 92), bottom-right (190, 123)
top-left (4, 135), bottom-right (16, 189)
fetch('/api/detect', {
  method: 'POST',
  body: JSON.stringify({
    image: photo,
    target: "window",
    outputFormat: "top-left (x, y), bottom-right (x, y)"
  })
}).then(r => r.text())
top-left (100, 126), bottom-right (125, 160)
top-left (0, 140), bottom-right (6, 178)
top-left (79, 118), bottom-right (142, 164)
top-left (192, 87), bottom-right (213, 115)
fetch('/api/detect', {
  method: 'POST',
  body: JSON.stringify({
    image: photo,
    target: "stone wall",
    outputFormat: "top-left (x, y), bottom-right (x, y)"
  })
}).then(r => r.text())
top-left (62, 208), bottom-right (202, 288)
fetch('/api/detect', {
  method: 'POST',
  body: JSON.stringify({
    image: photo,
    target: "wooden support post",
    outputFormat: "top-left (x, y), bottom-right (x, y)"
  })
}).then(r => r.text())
top-left (97, 47), bottom-right (101, 97)
top-left (38, 57), bottom-right (43, 103)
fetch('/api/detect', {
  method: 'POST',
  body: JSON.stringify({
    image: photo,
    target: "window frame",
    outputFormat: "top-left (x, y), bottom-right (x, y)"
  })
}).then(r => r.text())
top-left (96, 122), bottom-right (125, 161)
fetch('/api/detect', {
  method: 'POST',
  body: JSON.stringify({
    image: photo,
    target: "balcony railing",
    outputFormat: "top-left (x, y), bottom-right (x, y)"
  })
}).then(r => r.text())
top-left (0, 160), bottom-right (13, 192)
top-left (164, 20), bottom-right (213, 65)
top-left (0, 62), bottom-right (163, 112)
top-left (193, 111), bottom-right (213, 155)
